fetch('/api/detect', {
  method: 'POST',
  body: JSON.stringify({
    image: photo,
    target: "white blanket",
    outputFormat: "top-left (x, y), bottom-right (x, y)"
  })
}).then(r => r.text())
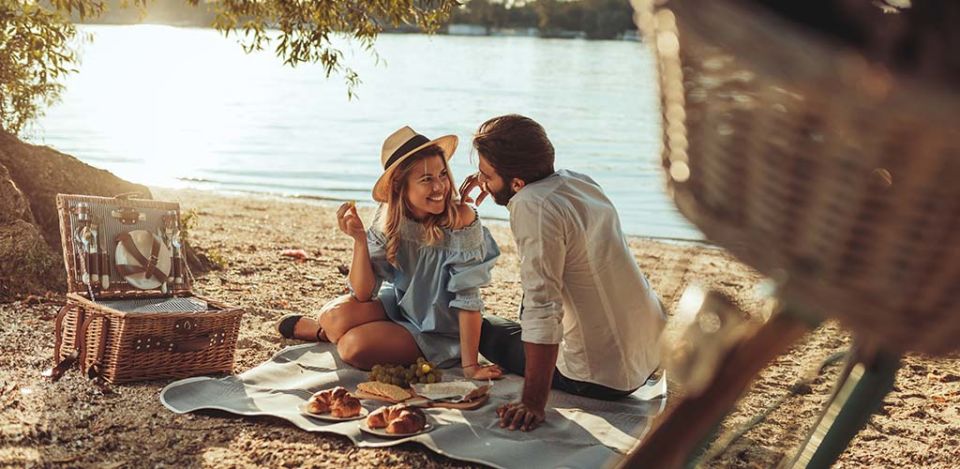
top-left (160, 343), bottom-right (666, 469)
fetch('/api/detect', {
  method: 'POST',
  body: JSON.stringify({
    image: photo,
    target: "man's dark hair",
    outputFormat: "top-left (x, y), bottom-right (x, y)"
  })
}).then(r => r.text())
top-left (473, 114), bottom-right (555, 184)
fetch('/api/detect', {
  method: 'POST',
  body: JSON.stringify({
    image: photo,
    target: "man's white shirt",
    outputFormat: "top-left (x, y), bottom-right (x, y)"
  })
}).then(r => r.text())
top-left (508, 170), bottom-right (665, 391)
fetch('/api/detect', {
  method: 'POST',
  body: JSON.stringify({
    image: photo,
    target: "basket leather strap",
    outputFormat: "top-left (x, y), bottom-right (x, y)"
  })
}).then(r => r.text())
top-left (52, 304), bottom-right (69, 363)
top-left (115, 232), bottom-right (166, 282)
top-left (87, 317), bottom-right (109, 380)
top-left (44, 305), bottom-right (77, 382)
top-left (73, 313), bottom-right (108, 379)
top-left (76, 314), bottom-right (96, 376)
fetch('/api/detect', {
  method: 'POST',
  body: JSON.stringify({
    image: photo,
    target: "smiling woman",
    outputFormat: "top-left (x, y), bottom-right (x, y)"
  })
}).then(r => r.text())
top-left (275, 125), bottom-right (502, 380)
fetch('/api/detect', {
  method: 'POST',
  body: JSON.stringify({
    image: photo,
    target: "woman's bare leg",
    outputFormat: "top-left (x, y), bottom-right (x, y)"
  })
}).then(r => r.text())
top-left (316, 295), bottom-right (389, 343)
top-left (336, 321), bottom-right (422, 370)
top-left (290, 295), bottom-right (388, 342)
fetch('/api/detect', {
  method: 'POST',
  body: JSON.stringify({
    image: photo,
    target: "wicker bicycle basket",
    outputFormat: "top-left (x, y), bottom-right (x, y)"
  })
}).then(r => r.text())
top-left (633, 0), bottom-right (960, 355)
top-left (53, 194), bottom-right (243, 383)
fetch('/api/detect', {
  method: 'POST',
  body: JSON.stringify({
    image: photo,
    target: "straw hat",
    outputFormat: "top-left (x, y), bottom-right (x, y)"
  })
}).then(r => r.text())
top-left (372, 126), bottom-right (458, 202)
top-left (114, 230), bottom-right (172, 290)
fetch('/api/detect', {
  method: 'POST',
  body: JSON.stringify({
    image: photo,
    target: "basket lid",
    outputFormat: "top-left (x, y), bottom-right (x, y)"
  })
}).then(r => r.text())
top-left (56, 193), bottom-right (192, 298)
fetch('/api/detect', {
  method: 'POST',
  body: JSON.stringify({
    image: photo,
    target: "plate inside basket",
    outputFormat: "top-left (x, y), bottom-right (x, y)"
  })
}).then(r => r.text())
top-left (358, 418), bottom-right (435, 438)
top-left (299, 403), bottom-right (369, 422)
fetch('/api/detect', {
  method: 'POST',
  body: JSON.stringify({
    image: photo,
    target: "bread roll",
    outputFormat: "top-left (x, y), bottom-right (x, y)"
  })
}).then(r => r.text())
top-left (365, 404), bottom-right (426, 434)
top-left (307, 386), bottom-right (361, 417)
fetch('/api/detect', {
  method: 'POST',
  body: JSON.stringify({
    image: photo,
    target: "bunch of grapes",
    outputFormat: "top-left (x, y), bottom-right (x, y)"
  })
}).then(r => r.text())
top-left (368, 357), bottom-right (443, 387)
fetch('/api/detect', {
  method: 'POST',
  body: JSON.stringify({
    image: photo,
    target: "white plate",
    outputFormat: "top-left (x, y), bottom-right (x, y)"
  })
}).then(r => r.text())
top-left (358, 418), bottom-right (434, 438)
top-left (299, 402), bottom-right (369, 422)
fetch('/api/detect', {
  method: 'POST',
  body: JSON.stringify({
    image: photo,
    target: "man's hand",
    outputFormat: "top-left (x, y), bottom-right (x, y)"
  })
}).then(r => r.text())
top-left (458, 172), bottom-right (489, 207)
top-left (497, 401), bottom-right (545, 432)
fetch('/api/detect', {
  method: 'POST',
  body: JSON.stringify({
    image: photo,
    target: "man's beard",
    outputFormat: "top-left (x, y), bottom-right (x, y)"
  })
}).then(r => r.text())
top-left (490, 184), bottom-right (515, 206)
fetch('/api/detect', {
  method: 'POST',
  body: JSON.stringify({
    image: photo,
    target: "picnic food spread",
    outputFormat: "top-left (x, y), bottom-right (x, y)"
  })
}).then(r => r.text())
top-left (306, 386), bottom-right (362, 418)
top-left (368, 358), bottom-right (443, 387)
top-left (365, 404), bottom-right (427, 434)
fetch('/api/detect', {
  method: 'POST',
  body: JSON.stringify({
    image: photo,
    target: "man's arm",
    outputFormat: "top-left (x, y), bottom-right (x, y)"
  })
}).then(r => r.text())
top-left (498, 342), bottom-right (558, 431)
top-left (521, 342), bottom-right (558, 412)
top-left (498, 198), bottom-right (565, 431)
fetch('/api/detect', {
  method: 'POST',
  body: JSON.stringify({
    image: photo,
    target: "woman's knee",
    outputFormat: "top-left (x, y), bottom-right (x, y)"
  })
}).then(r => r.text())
top-left (317, 295), bottom-right (361, 342)
top-left (336, 332), bottom-right (375, 370)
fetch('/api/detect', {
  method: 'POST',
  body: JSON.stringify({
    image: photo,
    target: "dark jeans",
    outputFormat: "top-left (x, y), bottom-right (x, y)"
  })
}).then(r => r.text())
top-left (479, 315), bottom-right (638, 400)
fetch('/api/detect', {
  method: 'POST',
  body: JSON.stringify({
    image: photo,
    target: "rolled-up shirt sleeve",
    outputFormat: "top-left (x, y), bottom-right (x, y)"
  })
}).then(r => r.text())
top-left (511, 199), bottom-right (565, 345)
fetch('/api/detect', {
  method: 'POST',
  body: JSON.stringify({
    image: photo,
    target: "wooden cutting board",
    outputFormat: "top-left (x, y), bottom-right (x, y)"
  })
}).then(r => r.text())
top-left (353, 390), bottom-right (490, 410)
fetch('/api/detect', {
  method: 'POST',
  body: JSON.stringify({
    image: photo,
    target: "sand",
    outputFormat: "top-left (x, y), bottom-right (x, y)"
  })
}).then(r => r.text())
top-left (1, 188), bottom-right (957, 467)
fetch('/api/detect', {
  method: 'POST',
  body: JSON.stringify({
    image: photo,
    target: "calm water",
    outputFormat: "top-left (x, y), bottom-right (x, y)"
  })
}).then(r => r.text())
top-left (29, 25), bottom-right (702, 240)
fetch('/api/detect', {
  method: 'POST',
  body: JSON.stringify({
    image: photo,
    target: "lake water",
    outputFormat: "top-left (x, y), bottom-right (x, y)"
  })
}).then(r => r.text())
top-left (29, 25), bottom-right (703, 240)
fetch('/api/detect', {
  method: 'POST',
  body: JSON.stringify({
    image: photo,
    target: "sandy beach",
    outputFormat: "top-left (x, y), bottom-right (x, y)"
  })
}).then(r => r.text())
top-left (1, 188), bottom-right (957, 467)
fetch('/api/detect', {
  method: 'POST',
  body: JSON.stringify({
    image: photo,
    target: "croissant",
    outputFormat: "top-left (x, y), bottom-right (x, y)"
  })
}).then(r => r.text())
top-left (365, 404), bottom-right (426, 434)
top-left (330, 395), bottom-right (362, 418)
top-left (307, 386), bottom-right (361, 418)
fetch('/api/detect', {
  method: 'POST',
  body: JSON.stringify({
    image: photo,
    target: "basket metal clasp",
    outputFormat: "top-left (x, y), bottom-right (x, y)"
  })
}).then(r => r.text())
top-left (174, 318), bottom-right (199, 334)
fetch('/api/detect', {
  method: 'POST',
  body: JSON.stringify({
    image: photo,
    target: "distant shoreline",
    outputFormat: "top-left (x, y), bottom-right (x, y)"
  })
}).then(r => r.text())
top-left (75, 21), bottom-right (641, 42)
top-left (154, 184), bottom-right (709, 245)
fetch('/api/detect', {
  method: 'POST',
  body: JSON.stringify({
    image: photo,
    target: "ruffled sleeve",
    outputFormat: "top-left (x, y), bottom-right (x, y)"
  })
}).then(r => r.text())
top-left (347, 227), bottom-right (395, 299)
top-left (446, 224), bottom-right (500, 312)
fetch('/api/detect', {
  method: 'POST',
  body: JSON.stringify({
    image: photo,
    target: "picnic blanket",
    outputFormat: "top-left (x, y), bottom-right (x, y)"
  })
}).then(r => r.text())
top-left (160, 343), bottom-right (667, 469)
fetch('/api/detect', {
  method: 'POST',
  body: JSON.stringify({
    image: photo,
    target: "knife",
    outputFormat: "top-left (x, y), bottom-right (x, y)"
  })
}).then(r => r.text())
top-left (90, 223), bottom-right (100, 288)
top-left (99, 221), bottom-right (110, 288)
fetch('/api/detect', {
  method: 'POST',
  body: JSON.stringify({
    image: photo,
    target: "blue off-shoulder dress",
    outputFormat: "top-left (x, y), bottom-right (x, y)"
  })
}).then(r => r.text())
top-left (349, 213), bottom-right (501, 368)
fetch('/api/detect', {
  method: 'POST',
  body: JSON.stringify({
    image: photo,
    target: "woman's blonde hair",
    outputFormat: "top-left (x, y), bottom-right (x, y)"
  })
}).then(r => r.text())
top-left (379, 144), bottom-right (461, 266)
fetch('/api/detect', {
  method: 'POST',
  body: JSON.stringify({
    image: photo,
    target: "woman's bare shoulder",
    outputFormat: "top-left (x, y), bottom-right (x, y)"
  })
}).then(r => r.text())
top-left (452, 202), bottom-right (478, 229)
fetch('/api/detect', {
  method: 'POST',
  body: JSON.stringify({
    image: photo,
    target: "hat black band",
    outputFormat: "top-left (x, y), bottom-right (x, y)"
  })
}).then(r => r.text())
top-left (384, 134), bottom-right (431, 169)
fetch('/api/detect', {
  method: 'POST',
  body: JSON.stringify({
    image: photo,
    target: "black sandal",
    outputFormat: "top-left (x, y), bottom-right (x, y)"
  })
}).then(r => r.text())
top-left (276, 314), bottom-right (325, 341)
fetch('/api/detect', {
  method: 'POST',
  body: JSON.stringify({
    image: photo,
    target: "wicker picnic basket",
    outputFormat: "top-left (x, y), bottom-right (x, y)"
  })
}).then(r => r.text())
top-left (51, 194), bottom-right (244, 383)
top-left (634, 0), bottom-right (960, 355)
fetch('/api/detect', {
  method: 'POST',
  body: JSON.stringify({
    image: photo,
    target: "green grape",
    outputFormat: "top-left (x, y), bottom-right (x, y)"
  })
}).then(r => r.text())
top-left (426, 374), bottom-right (436, 384)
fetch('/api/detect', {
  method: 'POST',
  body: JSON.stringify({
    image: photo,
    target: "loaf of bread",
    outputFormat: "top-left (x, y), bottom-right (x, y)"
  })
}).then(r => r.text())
top-left (307, 386), bottom-right (361, 418)
top-left (365, 404), bottom-right (426, 434)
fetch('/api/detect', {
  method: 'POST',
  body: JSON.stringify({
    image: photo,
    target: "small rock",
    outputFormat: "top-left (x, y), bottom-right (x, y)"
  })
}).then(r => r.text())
top-left (791, 382), bottom-right (813, 395)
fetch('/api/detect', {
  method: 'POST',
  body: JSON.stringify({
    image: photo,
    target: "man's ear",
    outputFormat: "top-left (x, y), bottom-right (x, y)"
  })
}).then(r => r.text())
top-left (511, 178), bottom-right (526, 192)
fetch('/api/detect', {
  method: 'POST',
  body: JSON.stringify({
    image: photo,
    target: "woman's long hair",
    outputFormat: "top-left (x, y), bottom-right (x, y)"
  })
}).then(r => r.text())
top-left (379, 144), bottom-right (461, 266)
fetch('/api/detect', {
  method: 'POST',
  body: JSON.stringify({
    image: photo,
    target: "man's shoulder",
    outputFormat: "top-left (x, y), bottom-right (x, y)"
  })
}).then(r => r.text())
top-left (556, 169), bottom-right (601, 188)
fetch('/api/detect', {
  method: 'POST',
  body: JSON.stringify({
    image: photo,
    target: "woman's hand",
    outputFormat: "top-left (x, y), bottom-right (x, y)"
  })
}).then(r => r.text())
top-left (464, 363), bottom-right (503, 380)
top-left (337, 202), bottom-right (365, 241)
top-left (458, 172), bottom-right (489, 207)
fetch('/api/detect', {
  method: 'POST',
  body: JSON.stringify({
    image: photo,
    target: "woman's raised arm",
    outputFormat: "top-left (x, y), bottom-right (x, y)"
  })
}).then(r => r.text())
top-left (338, 202), bottom-right (377, 301)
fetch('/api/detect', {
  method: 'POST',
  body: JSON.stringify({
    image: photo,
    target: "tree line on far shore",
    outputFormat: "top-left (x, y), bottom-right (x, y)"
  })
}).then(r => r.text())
top-left (450, 0), bottom-right (636, 40)
top-left (82, 0), bottom-right (637, 41)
